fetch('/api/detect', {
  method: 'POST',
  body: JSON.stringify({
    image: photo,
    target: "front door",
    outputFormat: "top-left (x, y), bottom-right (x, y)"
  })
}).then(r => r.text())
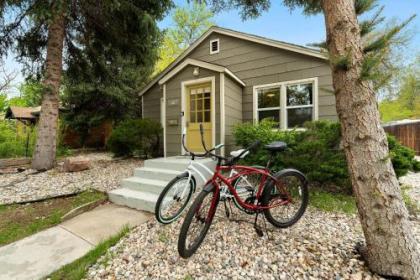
top-left (186, 83), bottom-right (212, 152)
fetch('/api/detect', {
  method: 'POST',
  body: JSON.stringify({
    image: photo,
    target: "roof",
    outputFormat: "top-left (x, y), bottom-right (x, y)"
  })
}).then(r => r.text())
top-left (158, 58), bottom-right (245, 86)
top-left (5, 106), bottom-right (41, 120)
top-left (140, 26), bottom-right (328, 96)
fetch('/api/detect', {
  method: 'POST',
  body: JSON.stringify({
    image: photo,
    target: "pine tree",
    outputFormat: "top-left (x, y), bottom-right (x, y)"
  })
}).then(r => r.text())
top-left (207, 0), bottom-right (419, 278)
top-left (0, 0), bottom-right (172, 170)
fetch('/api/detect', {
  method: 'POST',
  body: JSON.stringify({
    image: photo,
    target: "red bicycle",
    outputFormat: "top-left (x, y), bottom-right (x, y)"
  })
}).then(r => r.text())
top-left (178, 125), bottom-right (309, 258)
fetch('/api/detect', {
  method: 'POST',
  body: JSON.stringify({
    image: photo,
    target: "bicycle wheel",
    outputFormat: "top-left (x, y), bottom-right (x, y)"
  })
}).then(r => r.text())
top-left (178, 185), bottom-right (219, 258)
top-left (262, 169), bottom-right (308, 228)
top-left (154, 174), bottom-right (195, 224)
top-left (232, 172), bottom-right (262, 214)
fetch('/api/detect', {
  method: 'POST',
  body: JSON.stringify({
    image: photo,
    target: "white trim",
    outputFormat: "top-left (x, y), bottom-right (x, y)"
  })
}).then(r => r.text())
top-left (141, 96), bottom-right (144, 118)
top-left (161, 84), bottom-right (167, 157)
top-left (224, 68), bottom-right (245, 87)
top-left (220, 73), bottom-right (225, 156)
top-left (158, 58), bottom-right (245, 87)
top-left (210, 38), bottom-right (220, 54)
top-left (181, 76), bottom-right (216, 155)
top-left (139, 26), bottom-right (326, 96)
top-left (253, 77), bottom-right (319, 129)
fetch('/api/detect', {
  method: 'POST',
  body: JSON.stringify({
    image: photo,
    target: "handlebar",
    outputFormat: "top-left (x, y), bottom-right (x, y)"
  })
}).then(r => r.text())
top-left (181, 125), bottom-right (224, 158)
top-left (182, 123), bottom-right (260, 165)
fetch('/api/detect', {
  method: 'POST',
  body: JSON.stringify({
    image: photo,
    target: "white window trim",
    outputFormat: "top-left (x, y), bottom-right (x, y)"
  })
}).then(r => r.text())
top-left (209, 39), bottom-right (220, 54)
top-left (219, 72), bottom-right (225, 156)
top-left (253, 77), bottom-right (319, 129)
top-left (181, 76), bottom-right (216, 155)
top-left (161, 84), bottom-right (167, 157)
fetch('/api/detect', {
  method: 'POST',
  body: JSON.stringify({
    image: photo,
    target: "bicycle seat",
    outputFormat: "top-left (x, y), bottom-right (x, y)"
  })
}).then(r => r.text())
top-left (264, 141), bottom-right (287, 152)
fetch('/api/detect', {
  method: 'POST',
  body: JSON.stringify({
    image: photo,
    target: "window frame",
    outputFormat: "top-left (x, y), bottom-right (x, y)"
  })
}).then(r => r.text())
top-left (209, 39), bottom-right (220, 54)
top-left (253, 77), bottom-right (319, 129)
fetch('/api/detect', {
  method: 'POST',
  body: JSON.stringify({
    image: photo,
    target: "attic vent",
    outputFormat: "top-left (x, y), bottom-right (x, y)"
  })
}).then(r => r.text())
top-left (210, 39), bottom-right (220, 54)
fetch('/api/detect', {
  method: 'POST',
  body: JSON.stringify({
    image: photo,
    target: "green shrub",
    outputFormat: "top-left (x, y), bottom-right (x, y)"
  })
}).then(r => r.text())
top-left (107, 118), bottom-right (162, 157)
top-left (0, 120), bottom-right (71, 159)
top-left (234, 120), bottom-right (351, 192)
top-left (0, 120), bottom-right (36, 158)
top-left (233, 120), bottom-right (419, 194)
top-left (387, 134), bottom-right (420, 176)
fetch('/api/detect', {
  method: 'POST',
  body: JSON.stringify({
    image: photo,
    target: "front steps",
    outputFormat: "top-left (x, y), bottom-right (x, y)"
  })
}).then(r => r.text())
top-left (108, 156), bottom-right (216, 213)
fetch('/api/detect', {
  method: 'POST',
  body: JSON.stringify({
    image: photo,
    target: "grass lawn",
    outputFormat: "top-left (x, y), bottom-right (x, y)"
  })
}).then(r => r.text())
top-left (309, 190), bottom-right (357, 215)
top-left (0, 190), bottom-right (106, 246)
top-left (47, 226), bottom-right (129, 280)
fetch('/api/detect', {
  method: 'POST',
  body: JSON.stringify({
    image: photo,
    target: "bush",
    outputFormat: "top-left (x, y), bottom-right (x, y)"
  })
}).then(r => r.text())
top-left (387, 134), bottom-right (420, 176)
top-left (233, 120), bottom-right (419, 194)
top-left (234, 120), bottom-right (350, 192)
top-left (0, 120), bottom-right (36, 158)
top-left (0, 120), bottom-right (71, 158)
top-left (107, 119), bottom-right (162, 157)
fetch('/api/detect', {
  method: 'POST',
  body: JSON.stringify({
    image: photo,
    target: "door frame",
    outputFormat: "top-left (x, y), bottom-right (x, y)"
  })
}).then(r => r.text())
top-left (181, 76), bottom-right (216, 155)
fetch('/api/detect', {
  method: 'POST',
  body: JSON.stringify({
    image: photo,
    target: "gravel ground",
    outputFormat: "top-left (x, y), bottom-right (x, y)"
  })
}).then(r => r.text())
top-left (0, 153), bottom-right (142, 205)
top-left (86, 205), bottom-right (420, 280)
top-left (399, 156), bottom-right (420, 204)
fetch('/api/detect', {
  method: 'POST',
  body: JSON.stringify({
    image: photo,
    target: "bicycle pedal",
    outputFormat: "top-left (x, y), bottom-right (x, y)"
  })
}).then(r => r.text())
top-left (254, 225), bottom-right (264, 237)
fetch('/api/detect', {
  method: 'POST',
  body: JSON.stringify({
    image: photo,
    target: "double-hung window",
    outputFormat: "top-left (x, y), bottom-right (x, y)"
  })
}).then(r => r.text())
top-left (254, 78), bottom-right (318, 129)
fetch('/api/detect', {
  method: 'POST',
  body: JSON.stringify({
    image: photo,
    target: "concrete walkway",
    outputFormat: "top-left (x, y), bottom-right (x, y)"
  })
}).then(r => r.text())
top-left (0, 203), bottom-right (151, 280)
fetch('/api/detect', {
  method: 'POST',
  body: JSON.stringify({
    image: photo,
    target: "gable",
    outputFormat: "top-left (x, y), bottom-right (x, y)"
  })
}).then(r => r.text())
top-left (139, 26), bottom-right (327, 96)
top-left (188, 32), bottom-right (329, 79)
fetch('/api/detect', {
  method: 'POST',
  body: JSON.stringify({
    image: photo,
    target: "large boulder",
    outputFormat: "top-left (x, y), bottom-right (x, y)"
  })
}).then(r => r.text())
top-left (63, 156), bottom-right (91, 172)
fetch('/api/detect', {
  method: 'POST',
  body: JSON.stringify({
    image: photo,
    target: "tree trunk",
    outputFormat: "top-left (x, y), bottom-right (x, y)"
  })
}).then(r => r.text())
top-left (31, 11), bottom-right (65, 170)
top-left (321, 0), bottom-right (419, 279)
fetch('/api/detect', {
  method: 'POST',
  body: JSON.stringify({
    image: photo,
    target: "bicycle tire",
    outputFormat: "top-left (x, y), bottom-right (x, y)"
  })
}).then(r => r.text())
top-left (262, 169), bottom-right (309, 228)
top-left (155, 174), bottom-right (195, 224)
top-left (178, 184), bottom-right (219, 258)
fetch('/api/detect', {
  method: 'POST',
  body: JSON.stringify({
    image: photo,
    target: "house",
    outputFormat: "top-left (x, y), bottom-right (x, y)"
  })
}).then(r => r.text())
top-left (140, 26), bottom-right (337, 157)
top-left (5, 106), bottom-right (41, 125)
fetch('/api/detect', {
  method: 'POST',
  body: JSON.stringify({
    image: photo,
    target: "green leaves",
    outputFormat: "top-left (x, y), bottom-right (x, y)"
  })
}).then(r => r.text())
top-left (354, 0), bottom-right (377, 16)
top-left (107, 119), bottom-right (162, 158)
top-left (155, 2), bottom-right (214, 74)
top-left (331, 53), bottom-right (351, 72)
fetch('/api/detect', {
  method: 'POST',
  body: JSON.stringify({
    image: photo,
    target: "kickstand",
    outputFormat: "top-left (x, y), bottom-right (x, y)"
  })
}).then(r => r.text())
top-left (253, 212), bottom-right (264, 237)
top-left (261, 214), bottom-right (271, 240)
top-left (223, 200), bottom-right (230, 219)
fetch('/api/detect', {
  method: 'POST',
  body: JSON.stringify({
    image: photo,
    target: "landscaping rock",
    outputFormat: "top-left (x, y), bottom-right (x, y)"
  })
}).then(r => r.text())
top-left (63, 156), bottom-right (91, 172)
top-left (86, 207), bottom-right (419, 280)
top-left (0, 153), bottom-right (143, 204)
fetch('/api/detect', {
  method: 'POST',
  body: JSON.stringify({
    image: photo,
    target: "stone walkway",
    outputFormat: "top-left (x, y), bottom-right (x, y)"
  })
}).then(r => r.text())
top-left (0, 204), bottom-right (150, 280)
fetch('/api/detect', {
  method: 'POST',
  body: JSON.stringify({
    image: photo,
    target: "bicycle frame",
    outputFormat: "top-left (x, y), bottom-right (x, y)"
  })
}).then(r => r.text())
top-left (180, 158), bottom-right (249, 199)
top-left (207, 164), bottom-right (292, 214)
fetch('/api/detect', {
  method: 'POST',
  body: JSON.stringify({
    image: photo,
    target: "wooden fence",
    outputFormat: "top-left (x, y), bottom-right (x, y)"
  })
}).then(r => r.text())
top-left (383, 120), bottom-right (420, 155)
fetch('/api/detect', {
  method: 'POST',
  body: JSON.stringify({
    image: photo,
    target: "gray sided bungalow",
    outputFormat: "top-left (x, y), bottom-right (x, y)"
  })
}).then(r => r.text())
top-left (140, 26), bottom-right (337, 157)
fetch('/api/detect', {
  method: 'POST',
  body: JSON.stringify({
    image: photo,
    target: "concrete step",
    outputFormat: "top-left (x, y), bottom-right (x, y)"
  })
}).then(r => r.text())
top-left (109, 156), bottom-right (216, 213)
top-left (134, 167), bottom-right (180, 181)
top-left (144, 156), bottom-right (215, 172)
top-left (108, 188), bottom-right (159, 213)
top-left (144, 158), bottom-right (191, 171)
top-left (121, 177), bottom-right (168, 195)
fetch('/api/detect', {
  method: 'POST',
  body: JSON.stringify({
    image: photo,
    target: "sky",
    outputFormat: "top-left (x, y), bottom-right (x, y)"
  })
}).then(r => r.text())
top-left (3, 0), bottom-right (420, 96)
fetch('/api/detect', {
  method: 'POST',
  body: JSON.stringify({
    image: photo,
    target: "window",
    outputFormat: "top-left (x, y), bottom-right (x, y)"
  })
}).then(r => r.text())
top-left (190, 87), bottom-right (211, 123)
top-left (209, 39), bottom-right (219, 54)
top-left (254, 78), bottom-right (317, 129)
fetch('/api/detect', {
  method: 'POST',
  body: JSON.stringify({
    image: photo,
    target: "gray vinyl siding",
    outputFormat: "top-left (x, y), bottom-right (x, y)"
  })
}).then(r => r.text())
top-left (143, 84), bottom-right (161, 122)
top-left (164, 65), bottom-right (220, 157)
top-left (188, 33), bottom-right (337, 122)
top-left (224, 75), bottom-right (243, 155)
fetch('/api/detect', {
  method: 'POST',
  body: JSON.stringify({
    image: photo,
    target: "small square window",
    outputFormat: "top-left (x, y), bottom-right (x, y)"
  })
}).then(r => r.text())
top-left (210, 39), bottom-right (219, 54)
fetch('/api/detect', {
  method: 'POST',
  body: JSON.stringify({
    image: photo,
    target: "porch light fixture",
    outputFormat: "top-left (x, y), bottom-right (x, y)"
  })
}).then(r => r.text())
top-left (193, 67), bottom-right (200, 76)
